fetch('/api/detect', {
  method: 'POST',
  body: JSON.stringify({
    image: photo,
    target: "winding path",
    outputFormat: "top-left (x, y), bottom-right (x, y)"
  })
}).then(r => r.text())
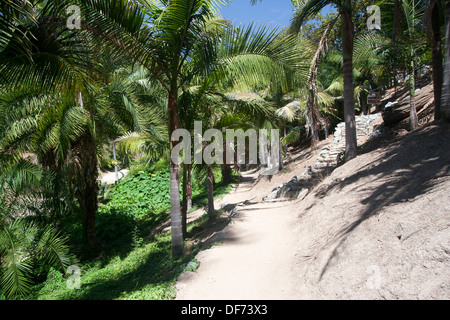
top-left (175, 170), bottom-right (305, 300)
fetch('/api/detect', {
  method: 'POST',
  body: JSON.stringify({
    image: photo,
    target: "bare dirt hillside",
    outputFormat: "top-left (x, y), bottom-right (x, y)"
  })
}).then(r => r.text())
top-left (291, 123), bottom-right (450, 299)
top-left (175, 122), bottom-right (450, 300)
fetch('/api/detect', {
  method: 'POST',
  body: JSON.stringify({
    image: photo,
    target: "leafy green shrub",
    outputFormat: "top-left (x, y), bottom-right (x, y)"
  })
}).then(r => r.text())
top-left (99, 170), bottom-right (171, 218)
top-left (96, 169), bottom-right (171, 249)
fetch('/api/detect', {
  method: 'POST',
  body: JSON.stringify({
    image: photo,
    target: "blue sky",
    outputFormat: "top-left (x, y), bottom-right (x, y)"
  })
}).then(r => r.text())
top-left (219, 0), bottom-right (296, 29)
top-left (219, 1), bottom-right (336, 29)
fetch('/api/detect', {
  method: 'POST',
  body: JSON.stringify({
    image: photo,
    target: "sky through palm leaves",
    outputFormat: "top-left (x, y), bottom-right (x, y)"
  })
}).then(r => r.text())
top-left (220, 1), bottom-right (335, 29)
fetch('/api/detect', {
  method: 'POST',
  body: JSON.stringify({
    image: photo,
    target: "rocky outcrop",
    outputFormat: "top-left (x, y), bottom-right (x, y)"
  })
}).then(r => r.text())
top-left (263, 114), bottom-right (381, 201)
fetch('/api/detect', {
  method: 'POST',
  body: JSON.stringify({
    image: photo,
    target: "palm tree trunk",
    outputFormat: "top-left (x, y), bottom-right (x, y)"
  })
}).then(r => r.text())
top-left (207, 165), bottom-right (215, 219)
top-left (392, 0), bottom-right (402, 44)
top-left (182, 164), bottom-right (188, 237)
top-left (181, 163), bottom-right (192, 237)
top-left (74, 132), bottom-right (98, 248)
top-left (168, 90), bottom-right (184, 256)
top-left (222, 164), bottom-right (233, 184)
top-left (341, 6), bottom-right (357, 161)
top-left (187, 165), bottom-right (192, 211)
top-left (442, 0), bottom-right (450, 121)
top-left (409, 52), bottom-right (419, 130)
top-left (432, 1), bottom-right (443, 121)
top-left (409, 1), bottom-right (419, 131)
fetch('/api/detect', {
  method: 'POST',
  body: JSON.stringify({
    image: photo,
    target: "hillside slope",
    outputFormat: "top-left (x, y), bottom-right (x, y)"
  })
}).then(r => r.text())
top-left (291, 122), bottom-right (450, 299)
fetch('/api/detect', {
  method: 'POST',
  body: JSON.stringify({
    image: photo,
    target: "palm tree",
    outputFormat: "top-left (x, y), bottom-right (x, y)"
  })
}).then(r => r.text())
top-left (0, 161), bottom-right (76, 299)
top-left (303, 17), bottom-right (337, 145)
top-left (79, 0), bottom-right (299, 256)
top-left (291, 0), bottom-right (358, 161)
top-left (401, 0), bottom-right (421, 130)
top-left (442, 0), bottom-right (450, 121)
top-left (0, 62), bottom-right (149, 248)
top-left (0, 217), bottom-right (76, 299)
top-left (0, 0), bottom-right (153, 248)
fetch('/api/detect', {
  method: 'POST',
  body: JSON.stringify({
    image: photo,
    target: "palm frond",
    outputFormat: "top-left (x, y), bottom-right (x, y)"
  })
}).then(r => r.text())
top-left (276, 101), bottom-right (301, 122)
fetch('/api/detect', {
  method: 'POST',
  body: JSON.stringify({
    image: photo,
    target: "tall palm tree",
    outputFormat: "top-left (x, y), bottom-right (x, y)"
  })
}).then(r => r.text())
top-left (401, 0), bottom-right (421, 130)
top-left (79, 0), bottom-right (299, 256)
top-left (291, 0), bottom-right (358, 161)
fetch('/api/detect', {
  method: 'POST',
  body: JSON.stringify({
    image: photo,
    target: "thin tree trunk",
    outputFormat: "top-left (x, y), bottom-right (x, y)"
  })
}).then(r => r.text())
top-left (431, 0), bottom-right (443, 121)
top-left (410, 53), bottom-right (419, 130)
top-left (181, 163), bottom-right (192, 237)
top-left (442, 0), bottom-right (450, 121)
top-left (409, 2), bottom-right (419, 131)
top-left (182, 164), bottom-right (188, 237)
top-left (168, 90), bottom-right (184, 256)
top-left (187, 164), bottom-right (192, 211)
top-left (306, 17), bottom-right (337, 147)
top-left (222, 139), bottom-right (234, 185)
top-left (207, 165), bottom-right (214, 218)
top-left (278, 138), bottom-right (283, 171)
top-left (342, 6), bottom-right (357, 161)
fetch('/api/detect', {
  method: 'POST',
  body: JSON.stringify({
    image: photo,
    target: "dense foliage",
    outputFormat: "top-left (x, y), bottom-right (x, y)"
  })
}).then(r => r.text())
top-left (0, 0), bottom-right (447, 299)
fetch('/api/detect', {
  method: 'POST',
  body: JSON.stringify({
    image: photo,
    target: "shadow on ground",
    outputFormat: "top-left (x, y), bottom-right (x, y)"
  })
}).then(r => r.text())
top-left (312, 123), bottom-right (450, 279)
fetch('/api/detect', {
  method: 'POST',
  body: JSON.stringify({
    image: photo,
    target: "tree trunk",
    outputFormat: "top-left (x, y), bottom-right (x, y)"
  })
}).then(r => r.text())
top-left (442, 0), bottom-right (450, 121)
top-left (207, 165), bottom-right (215, 219)
top-left (168, 90), bottom-right (184, 256)
top-left (409, 54), bottom-right (419, 130)
top-left (181, 163), bottom-right (192, 238)
top-left (392, 0), bottom-right (402, 44)
top-left (222, 164), bottom-right (233, 185)
top-left (431, 1), bottom-right (443, 121)
top-left (182, 164), bottom-right (188, 237)
top-left (409, 1), bottom-right (418, 131)
top-left (74, 132), bottom-right (98, 248)
top-left (342, 6), bottom-right (357, 161)
top-left (187, 165), bottom-right (192, 211)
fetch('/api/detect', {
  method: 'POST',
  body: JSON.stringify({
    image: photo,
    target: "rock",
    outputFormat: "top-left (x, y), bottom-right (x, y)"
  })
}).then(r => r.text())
top-left (220, 196), bottom-right (229, 209)
top-left (183, 261), bottom-right (200, 273)
top-left (264, 113), bottom-right (381, 201)
top-left (370, 130), bottom-right (383, 139)
top-left (296, 188), bottom-right (309, 201)
top-left (265, 189), bottom-right (280, 201)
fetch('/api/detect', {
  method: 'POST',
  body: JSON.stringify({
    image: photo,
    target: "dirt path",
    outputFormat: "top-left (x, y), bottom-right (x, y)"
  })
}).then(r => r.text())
top-left (175, 169), bottom-right (306, 300)
top-left (175, 122), bottom-right (450, 300)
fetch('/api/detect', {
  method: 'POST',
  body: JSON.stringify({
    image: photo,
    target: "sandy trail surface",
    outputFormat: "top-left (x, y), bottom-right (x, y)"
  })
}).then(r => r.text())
top-left (175, 169), bottom-right (306, 300)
